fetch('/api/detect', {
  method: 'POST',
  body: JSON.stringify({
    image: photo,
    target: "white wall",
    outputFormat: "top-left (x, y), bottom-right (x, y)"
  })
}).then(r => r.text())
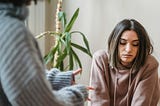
top-left (28, 1), bottom-right (45, 55)
top-left (28, 0), bottom-right (58, 56)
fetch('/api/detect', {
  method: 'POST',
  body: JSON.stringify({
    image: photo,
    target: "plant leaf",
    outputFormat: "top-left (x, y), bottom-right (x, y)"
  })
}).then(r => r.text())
top-left (44, 45), bottom-right (58, 64)
top-left (59, 61), bottom-right (64, 71)
top-left (69, 53), bottom-right (74, 70)
top-left (71, 48), bottom-right (82, 68)
top-left (58, 12), bottom-right (66, 29)
top-left (35, 31), bottom-right (58, 39)
top-left (65, 32), bottom-right (71, 54)
top-left (71, 31), bottom-right (92, 57)
top-left (57, 51), bottom-right (67, 63)
top-left (55, 49), bottom-right (67, 68)
top-left (48, 0), bottom-right (51, 3)
top-left (71, 43), bottom-right (92, 57)
top-left (65, 8), bottom-right (79, 32)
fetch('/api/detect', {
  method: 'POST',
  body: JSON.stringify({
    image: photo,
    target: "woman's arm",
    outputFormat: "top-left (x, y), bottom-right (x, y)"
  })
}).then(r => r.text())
top-left (131, 56), bottom-right (160, 106)
top-left (89, 50), bottom-right (110, 106)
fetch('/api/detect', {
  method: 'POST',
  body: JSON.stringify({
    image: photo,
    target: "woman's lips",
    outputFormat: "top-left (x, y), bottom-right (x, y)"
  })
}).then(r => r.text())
top-left (122, 54), bottom-right (132, 58)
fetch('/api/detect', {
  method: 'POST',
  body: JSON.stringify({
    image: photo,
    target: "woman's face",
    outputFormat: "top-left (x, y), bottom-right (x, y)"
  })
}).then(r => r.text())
top-left (118, 30), bottom-right (139, 66)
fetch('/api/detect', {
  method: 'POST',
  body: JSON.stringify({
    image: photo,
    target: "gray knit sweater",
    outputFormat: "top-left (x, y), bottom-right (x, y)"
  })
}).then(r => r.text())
top-left (0, 3), bottom-right (88, 106)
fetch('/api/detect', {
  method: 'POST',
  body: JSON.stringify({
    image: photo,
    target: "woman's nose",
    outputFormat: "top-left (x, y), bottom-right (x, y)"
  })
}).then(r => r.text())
top-left (125, 44), bottom-right (132, 52)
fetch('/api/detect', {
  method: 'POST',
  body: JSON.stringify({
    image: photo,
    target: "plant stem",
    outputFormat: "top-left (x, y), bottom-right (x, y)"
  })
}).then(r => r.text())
top-left (54, 0), bottom-right (63, 67)
top-left (56, 0), bottom-right (62, 33)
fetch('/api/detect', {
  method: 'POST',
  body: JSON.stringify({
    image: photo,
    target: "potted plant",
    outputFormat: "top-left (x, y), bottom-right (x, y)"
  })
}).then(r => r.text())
top-left (36, 0), bottom-right (92, 71)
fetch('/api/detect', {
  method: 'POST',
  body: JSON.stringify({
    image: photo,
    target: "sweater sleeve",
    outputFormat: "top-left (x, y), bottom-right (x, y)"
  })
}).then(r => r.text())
top-left (55, 84), bottom-right (88, 106)
top-left (46, 68), bottom-right (73, 90)
top-left (89, 50), bottom-right (110, 106)
top-left (131, 55), bottom-right (160, 106)
top-left (0, 25), bottom-right (88, 106)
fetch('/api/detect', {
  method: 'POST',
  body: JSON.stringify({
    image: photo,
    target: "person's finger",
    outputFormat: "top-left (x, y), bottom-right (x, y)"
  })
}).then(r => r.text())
top-left (87, 98), bottom-right (91, 101)
top-left (87, 86), bottom-right (94, 90)
top-left (73, 68), bottom-right (82, 75)
top-left (85, 87), bottom-right (94, 101)
top-left (71, 81), bottom-right (76, 85)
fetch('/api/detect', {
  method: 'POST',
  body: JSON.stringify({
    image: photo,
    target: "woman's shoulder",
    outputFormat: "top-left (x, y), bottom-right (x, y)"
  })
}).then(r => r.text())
top-left (145, 55), bottom-right (159, 67)
top-left (140, 55), bottom-right (159, 73)
top-left (93, 49), bottom-right (108, 56)
top-left (93, 49), bottom-right (109, 61)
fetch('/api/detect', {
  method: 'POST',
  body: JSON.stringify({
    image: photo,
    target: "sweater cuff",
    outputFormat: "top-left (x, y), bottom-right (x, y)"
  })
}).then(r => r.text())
top-left (46, 68), bottom-right (73, 90)
top-left (57, 84), bottom-right (88, 106)
top-left (70, 84), bottom-right (88, 101)
top-left (54, 71), bottom-right (73, 90)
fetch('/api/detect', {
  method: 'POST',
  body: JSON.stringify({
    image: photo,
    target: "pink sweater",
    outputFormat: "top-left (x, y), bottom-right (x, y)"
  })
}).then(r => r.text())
top-left (89, 50), bottom-right (160, 106)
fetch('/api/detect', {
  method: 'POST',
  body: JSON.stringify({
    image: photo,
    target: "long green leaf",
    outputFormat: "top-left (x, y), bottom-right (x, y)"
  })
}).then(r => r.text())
top-left (44, 52), bottom-right (53, 64)
top-left (71, 48), bottom-right (82, 68)
top-left (48, 0), bottom-right (51, 3)
top-left (71, 31), bottom-right (92, 57)
top-left (56, 51), bottom-right (67, 63)
top-left (44, 45), bottom-right (58, 64)
top-left (55, 53), bottom-right (67, 70)
top-left (69, 53), bottom-right (74, 70)
top-left (59, 61), bottom-right (64, 71)
top-left (59, 37), bottom-right (66, 46)
top-left (35, 31), bottom-right (58, 39)
top-left (58, 12), bottom-right (66, 29)
top-left (65, 32), bottom-right (71, 54)
top-left (65, 8), bottom-right (79, 32)
top-left (71, 43), bottom-right (92, 57)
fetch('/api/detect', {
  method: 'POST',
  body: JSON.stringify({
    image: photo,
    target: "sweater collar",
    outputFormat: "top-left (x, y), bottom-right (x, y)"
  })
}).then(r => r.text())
top-left (117, 62), bottom-right (132, 70)
top-left (0, 3), bottom-right (29, 21)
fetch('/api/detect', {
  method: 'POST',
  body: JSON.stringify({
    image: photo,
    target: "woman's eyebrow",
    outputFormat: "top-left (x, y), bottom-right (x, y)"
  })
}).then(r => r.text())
top-left (120, 38), bottom-right (139, 41)
top-left (120, 38), bottom-right (126, 40)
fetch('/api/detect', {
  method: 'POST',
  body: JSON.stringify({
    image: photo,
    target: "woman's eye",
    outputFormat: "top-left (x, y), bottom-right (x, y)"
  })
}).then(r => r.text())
top-left (119, 40), bottom-right (126, 45)
top-left (132, 42), bottom-right (139, 46)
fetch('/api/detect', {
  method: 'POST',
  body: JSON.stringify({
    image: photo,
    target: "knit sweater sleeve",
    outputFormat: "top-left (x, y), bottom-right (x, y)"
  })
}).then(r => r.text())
top-left (55, 84), bottom-right (88, 106)
top-left (46, 68), bottom-right (73, 90)
top-left (0, 21), bottom-right (88, 106)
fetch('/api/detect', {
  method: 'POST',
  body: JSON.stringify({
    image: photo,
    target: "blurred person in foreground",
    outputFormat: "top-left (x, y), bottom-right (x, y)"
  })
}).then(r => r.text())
top-left (0, 0), bottom-right (89, 106)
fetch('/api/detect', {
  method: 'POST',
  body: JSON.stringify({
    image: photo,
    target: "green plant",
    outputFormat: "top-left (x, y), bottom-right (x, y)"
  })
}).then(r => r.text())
top-left (36, 0), bottom-right (92, 71)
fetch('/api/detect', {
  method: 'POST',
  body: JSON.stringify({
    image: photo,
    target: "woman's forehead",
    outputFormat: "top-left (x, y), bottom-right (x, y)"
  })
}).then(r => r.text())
top-left (121, 30), bottom-right (138, 40)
